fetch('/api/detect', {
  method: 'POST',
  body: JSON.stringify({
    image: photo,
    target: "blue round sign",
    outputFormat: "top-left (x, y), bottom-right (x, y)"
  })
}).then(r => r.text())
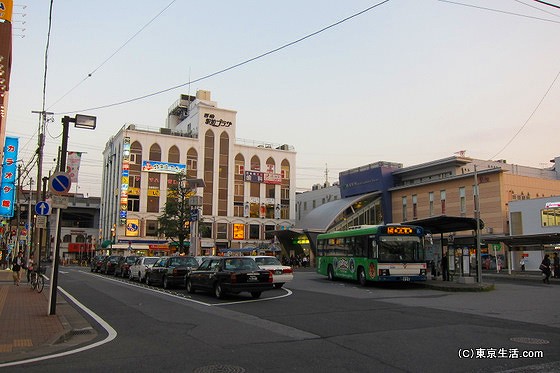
top-left (50, 172), bottom-right (72, 194)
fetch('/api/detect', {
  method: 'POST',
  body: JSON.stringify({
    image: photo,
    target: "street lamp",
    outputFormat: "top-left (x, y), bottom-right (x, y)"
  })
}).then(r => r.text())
top-left (48, 114), bottom-right (96, 316)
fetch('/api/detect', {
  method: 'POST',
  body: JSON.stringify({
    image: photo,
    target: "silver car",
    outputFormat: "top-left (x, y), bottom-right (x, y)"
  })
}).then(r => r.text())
top-left (128, 256), bottom-right (159, 283)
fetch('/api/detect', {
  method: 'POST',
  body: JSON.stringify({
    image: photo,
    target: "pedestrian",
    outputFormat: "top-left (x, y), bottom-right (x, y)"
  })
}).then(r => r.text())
top-left (540, 254), bottom-right (551, 284)
top-left (519, 257), bottom-right (526, 272)
top-left (12, 251), bottom-right (24, 286)
top-left (27, 254), bottom-right (35, 283)
top-left (553, 253), bottom-right (560, 279)
top-left (441, 252), bottom-right (449, 281)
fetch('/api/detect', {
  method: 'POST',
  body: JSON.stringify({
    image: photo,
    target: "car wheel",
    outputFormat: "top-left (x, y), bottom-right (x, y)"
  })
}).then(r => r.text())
top-left (274, 283), bottom-right (284, 289)
top-left (163, 276), bottom-right (170, 289)
top-left (146, 274), bottom-right (152, 286)
top-left (358, 267), bottom-right (367, 287)
top-left (327, 265), bottom-right (335, 281)
top-left (214, 283), bottom-right (225, 299)
top-left (251, 291), bottom-right (262, 299)
top-left (186, 279), bottom-right (195, 294)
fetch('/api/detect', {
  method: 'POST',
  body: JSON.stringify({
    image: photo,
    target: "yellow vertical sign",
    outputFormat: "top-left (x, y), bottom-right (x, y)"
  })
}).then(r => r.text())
top-left (0, 1), bottom-right (14, 23)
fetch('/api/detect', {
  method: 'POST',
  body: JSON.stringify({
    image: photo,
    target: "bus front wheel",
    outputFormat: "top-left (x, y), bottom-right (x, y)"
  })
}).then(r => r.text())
top-left (358, 267), bottom-right (367, 287)
top-left (327, 265), bottom-right (335, 281)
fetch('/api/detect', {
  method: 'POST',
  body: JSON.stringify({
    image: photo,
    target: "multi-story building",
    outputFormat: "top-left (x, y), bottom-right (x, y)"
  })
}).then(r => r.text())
top-left (100, 90), bottom-right (296, 256)
top-left (390, 155), bottom-right (560, 267)
top-left (294, 155), bottom-right (560, 270)
top-left (505, 196), bottom-right (560, 271)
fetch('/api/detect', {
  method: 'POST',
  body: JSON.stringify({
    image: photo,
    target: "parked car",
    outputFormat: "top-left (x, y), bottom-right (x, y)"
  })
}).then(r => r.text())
top-left (247, 255), bottom-right (293, 288)
top-left (129, 256), bottom-right (159, 282)
top-left (186, 257), bottom-right (273, 299)
top-left (115, 255), bottom-right (141, 278)
top-left (90, 255), bottom-right (107, 273)
top-left (100, 255), bottom-right (122, 275)
top-left (145, 256), bottom-right (199, 289)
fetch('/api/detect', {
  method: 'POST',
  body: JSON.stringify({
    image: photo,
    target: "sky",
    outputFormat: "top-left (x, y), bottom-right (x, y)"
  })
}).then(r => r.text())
top-left (5, 0), bottom-right (560, 198)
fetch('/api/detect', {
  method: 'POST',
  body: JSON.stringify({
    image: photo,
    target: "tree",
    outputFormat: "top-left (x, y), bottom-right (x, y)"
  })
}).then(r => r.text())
top-left (157, 172), bottom-right (196, 254)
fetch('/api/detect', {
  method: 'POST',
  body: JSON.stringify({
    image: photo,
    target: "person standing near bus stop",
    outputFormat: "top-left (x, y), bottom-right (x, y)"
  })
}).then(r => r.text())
top-left (441, 252), bottom-right (449, 281)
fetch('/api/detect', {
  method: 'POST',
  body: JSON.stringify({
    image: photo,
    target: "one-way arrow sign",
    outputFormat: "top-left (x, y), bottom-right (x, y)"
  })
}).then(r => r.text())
top-left (35, 201), bottom-right (51, 216)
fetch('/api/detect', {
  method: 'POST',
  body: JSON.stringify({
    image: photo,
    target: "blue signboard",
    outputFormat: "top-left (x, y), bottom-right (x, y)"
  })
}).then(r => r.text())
top-left (0, 137), bottom-right (18, 217)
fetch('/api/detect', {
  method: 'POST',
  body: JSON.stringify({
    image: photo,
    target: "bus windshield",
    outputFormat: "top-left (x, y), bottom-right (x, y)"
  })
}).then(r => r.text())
top-left (377, 236), bottom-right (424, 262)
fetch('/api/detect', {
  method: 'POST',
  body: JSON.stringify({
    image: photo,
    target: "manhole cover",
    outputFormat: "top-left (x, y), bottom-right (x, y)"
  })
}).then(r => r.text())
top-left (193, 364), bottom-right (246, 373)
top-left (510, 337), bottom-right (550, 345)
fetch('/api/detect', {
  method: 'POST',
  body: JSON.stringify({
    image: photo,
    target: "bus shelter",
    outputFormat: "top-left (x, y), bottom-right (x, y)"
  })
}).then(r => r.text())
top-left (407, 216), bottom-right (484, 282)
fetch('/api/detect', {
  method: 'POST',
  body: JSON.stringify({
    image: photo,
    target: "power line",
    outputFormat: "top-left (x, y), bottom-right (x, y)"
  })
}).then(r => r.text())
top-left (47, 0), bottom-right (178, 110)
top-left (438, 0), bottom-right (560, 23)
top-left (533, 0), bottom-right (560, 10)
top-left (55, 0), bottom-right (391, 115)
top-left (490, 68), bottom-right (560, 160)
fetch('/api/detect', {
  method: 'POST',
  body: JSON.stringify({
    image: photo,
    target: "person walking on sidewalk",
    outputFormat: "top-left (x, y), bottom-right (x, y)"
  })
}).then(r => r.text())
top-left (12, 251), bottom-right (24, 286)
top-left (540, 254), bottom-right (551, 284)
top-left (519, 257), bottom-right (526, 272)
top-left (26, 254), bottom-right (35, 283)
top-left (553, 253), bottom-right (559, 279)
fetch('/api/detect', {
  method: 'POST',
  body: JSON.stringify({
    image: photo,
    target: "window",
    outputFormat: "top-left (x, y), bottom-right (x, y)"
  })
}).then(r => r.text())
top-left (541, 208), bottom-right (560, 227)
top-left (459, 187), bottom-right (466, 215)
top-left (249, 224), bottom-right (260, 239)
top-left (128, 195), bottom-right (140, 212)
top-left (429, 192), bottom-right (434, 216)
top-left (440, 190), bottom-right (446, 215)
top-left (412, 194), bottom-right (417, 220)
top-left (402, 196), bottom-right (407, 221)
top-left (146, 220), bottom-right (158, 236)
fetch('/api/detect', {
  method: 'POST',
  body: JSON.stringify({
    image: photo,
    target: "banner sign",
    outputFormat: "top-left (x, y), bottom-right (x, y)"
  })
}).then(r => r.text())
top-left (141, 160), bottom-right (186, 174)
top-left (66, 151), bottom-right (82, 183)
top-left (0, 136), bottom-right (18, 217)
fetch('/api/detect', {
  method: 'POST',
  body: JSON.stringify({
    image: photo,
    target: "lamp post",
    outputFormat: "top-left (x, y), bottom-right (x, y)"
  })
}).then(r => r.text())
top-left (48, 114), bottom-right (96, 316)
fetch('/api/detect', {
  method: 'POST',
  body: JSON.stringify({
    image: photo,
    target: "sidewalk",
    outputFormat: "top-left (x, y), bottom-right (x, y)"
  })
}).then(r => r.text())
top-left (0, 269), bottom-right (96, 365)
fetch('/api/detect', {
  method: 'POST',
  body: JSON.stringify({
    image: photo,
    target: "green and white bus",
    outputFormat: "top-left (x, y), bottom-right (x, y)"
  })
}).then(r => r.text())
top-left (316, 225), bottom-right (427, 285)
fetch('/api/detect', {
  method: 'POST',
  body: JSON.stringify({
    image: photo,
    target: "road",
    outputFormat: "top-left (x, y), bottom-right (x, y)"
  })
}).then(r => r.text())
top-left (9, 268), bottom-right (560, 372)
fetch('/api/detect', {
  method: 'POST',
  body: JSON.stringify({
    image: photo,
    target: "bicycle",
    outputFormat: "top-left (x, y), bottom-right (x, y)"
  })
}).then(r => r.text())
top-left (30, 267), bottom-right (46, 293)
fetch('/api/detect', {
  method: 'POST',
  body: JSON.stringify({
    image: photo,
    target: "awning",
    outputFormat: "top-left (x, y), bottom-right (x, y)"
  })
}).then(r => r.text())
top-left (407, 215), bottom-right (484, 234)
top-left (101, 240), bottom-right (113, 249)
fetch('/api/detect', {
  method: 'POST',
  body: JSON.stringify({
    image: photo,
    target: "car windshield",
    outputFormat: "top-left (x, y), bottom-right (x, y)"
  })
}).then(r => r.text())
top-left (255, 257), bottom-right (281, 266)
top-left (224, 258), bottom-right (259, 271)
top-left (144, 258), bottom-right (159, 265)
top-left (172, 257), bottom-right (199, 267)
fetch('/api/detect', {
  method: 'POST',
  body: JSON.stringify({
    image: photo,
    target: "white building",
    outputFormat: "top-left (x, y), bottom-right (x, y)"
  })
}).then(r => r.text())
top-left (100, 90), bottom-right (296, 255)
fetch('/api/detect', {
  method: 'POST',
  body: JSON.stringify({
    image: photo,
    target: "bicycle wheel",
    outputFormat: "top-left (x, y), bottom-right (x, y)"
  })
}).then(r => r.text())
top-left (36, 275), bottom-right (45, 293)
top-left (30, 273), bottom-right (37, 290)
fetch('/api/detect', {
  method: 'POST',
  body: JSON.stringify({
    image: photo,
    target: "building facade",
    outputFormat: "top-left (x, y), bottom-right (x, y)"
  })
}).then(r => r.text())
top-left (507, 197), bottom-right (560, 271)
top-left (100, 90), bottom-right (296, 256)
top-left (390, 156), bottom-right (560, 268)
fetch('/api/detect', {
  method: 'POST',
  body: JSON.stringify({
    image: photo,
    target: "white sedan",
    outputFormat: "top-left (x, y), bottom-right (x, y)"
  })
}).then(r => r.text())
top-left (248, 256), bottom-right (293, 289)
top-left (128, 256), bottom-right (160, 283)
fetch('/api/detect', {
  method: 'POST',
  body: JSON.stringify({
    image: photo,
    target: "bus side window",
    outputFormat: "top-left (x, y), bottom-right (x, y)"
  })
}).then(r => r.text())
top-left (370, 238), bottom-right (378, 259)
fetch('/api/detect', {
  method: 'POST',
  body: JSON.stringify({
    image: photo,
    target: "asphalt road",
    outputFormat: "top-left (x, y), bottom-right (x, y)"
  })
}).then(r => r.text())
top-left (9, 269), bottom-right (560, 373)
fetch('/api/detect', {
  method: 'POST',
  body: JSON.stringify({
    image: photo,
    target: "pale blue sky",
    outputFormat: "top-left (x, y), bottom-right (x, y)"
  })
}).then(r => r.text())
top-left (6, 0), bottom-right (560, 198)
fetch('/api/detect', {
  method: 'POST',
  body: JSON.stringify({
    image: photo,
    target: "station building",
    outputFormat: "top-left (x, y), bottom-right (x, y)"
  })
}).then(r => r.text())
top-left (100, 90), bottom-right (296, 256)
top-left (294, 155), bottom-right (560, 271)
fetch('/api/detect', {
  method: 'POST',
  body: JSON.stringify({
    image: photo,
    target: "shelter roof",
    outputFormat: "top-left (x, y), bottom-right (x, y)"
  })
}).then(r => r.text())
top-left (406, 215), bottom-right (484, 234)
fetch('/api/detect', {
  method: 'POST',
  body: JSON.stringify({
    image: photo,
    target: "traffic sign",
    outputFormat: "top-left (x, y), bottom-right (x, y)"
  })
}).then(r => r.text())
top-left (35, 201), bottom-right (51, 215)
top-left (50, 172), bottom-right (72, 195)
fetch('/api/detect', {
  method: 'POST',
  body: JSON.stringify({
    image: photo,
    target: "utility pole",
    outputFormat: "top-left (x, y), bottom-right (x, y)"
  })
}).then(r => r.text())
top-left (31, 111), bottom-right (53, 259)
